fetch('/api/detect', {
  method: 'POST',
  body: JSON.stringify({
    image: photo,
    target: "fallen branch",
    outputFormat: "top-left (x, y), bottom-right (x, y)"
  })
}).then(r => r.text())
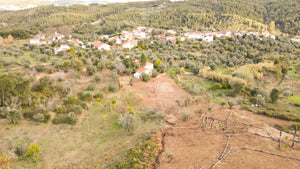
top-left (218, 134), bottom-right (232, 160)
top-left (210, 147), bottom-right (233, 169)
top-left (242, 147), bottom-right (300, 162)
top-left (240, 122), bottom-right (264, 129)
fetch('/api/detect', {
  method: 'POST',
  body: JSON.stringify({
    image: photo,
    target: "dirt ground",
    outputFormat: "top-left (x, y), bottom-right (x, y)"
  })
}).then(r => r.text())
top-left (127, 75), bottom-right (300, 169)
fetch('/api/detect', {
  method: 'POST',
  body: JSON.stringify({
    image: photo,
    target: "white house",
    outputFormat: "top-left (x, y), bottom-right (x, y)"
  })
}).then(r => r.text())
top-left (291, 38), bottom-right (300, 42)
top-left (92, 41), bottom-right (111, 50)
top-left (167, 29), bottom-right (177, 35)
top-left (122, 40), bottom-right (137, 49)
top-left (133, 31), bottom-right (146, 39)
top-left (35, 33), bottom-right (45, 40)
top-left (144, 62), bottom-right (154, 70)
top-left (29, 39), bottom-right (44, 45)
top-left (121, 31), bottom-right (134, 40)
top-left (68, 39), bottom-right (86, 49)
top-left (180, 36), bottom-right (186, 42)
top-left (52, 32), bottom-right (65, 41)
top-left (109, 36), bottom-right (122, 44)
top-left (203, 35), bottom-right (213, 43)
top-left (55, 44), bottom-right (70, 54)
top-left (136, 26), bottom-right (146, 31)
top-left (134, 62), bottom-right (154, 79)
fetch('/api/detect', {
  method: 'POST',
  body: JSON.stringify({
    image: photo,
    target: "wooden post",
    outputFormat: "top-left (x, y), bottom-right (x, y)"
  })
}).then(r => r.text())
top-left (291, 126), bottom-right (298, 148)
top-left (279, 130), bottom-right (282, 148)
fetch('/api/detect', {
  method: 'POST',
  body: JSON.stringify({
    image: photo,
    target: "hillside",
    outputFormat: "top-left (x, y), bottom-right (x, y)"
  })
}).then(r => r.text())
top-left (0, 0), bottom-right (299, 39)
top-left (0, 0), bottom-right (300, 168)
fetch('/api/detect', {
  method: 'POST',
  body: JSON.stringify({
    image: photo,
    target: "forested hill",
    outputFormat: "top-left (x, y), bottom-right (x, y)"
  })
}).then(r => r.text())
top-left (0, 0), bottom-right (299, 39)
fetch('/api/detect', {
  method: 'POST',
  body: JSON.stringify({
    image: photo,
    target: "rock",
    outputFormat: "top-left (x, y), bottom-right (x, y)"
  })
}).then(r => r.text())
top-left (166, 114), bottom-right (177, 125)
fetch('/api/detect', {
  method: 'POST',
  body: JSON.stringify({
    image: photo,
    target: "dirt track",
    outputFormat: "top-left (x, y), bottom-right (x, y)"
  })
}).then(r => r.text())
top-left (127, 75), bottom-right (300, 169)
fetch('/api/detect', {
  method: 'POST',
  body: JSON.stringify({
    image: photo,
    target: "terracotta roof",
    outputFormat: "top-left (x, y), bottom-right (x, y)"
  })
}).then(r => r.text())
top-left (92, 41), bottom-right (105, 47)
top-left (136, 68), bottom-right (148, 72)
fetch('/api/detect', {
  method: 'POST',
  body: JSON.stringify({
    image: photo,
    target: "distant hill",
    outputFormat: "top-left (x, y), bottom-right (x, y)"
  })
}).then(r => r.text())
top-left (0, 0), bottom-right (49, 6)
top-left (40, 0), bottom-right (154, 5)
top-left (0, 0), bottom-right (298, 38)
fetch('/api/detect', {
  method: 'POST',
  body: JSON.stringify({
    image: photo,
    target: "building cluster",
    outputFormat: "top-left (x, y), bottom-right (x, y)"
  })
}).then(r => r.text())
top-left (30, 27), bottom-right (278, 55)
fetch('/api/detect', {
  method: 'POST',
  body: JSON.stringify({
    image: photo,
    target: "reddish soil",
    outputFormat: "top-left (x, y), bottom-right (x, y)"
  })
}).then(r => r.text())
top-left (126, 75), bottom-right (300, 169)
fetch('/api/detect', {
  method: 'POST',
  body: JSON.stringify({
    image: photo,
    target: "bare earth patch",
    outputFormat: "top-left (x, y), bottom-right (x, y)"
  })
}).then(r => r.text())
top-left (126, 75), bottom-right (300, 169)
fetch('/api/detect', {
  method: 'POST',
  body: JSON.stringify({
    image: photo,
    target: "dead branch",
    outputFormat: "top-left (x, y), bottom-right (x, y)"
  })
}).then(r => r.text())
top-left (223, 111), bottom-right (233, 129)
top-left (210, 147), bottom-right (233, 169)
top-left (218, 134), bottom-right (232, 160)
top-left (240, 122), bottom-right (264, 129)
top-left (242, 147), bottom-right (300, 162)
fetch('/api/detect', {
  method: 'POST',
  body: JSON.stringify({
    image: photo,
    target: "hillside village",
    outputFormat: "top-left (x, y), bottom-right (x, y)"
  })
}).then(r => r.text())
top-left (28, 27), bottom-right (280, 79)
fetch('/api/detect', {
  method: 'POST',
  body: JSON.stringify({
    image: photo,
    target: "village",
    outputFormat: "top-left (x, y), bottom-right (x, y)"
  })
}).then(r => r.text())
top-left (29, 27), bottom-right (278, 80)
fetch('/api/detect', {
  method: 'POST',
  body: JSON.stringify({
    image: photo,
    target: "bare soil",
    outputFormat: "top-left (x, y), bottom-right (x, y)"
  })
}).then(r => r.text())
top-left (127, 75), bottom-right (300, 169)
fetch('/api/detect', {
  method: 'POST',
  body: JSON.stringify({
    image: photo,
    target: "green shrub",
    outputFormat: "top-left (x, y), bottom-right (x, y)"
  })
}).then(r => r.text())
top-left (270, 88), bottom-right (280, 103)
top-left (85, 83), bottom-right (96, 91)
top-left (111, 139), bottom-right (159, 169)
top-left (109, 83), bottom-right (119, 92)
top-left (15, 144), bottom-right (27, 157)
top-left (212, 83), bottom-right (223, 90)
top-left (63, 96), bottom-right (80, 106)
top-left (80, 102), bottom-right (89, 110)
top-left (140, 110), bottom-right (165, 121)
top-left (94, 73), bottom-right (102, 82)
top-left (152, 69), bottom-right (158, 77)
top-left (181, 112), bottom-right (190, 121)
top-left (32, 113), bottom-right (45, 122)
top-left (142, 72), bottom-right (151, 82)
top-left (77, 91), bottom-right (93, 101)
top-left (228, 101), bottom-right (234, 109)
top-left (118, 113), bottom-right (140, 133)
top-left (93, 91), bottom-right (104, 98)
top-left (69, 105), bottom-right (82, 115)
top-left (86, 65), bottom-right (96, 76)
top-left (26, 144), bottom-right (42, 162)
top-left (52, 112), bottom-right (78, 125)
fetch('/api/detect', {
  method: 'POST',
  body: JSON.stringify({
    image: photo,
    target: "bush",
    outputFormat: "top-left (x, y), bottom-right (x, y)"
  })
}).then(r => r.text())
top-left (32, 113), bottom-right (45, 122)
top-left (66, 112), bottom-right (77, 124)
top-left (93, 91), bottom-right (104, 98)
top-left (142, 72), bottom-right (150, 82)
top-left (270, 88), bottom-right (280, 103)
top-left (85, 83), bottom-right (96, 91)
top-left (26, 144), bottom-right (42, 162)
top-left (86, 65), bottom-right (96, 76)
top-left (80, 102), bottom-right (89, 110)
top-left (63, 96), bottom-right (80, 106)
top-left (283, 90), bottom-right (292, 97)
top-left (228, 101), bottom-right (234, 109)
top-left (15, 144), bottom-right (27, 157)
top-left (52, 112), bottom-right (78, 125)
top-left (109, 83), bottom-right (119, 92)
top-left (191, 85), bottom-right (206, 95)
top-left (152, 69), bottom-right (158, 77)
top-left (118, 113), bottom-right (140, 133)
top-left (94, 73), bottom-right (102, 82)
top-left (77, 91), bottom-right (93, 101)
top-left (140, 110), bottom-right (165, 121)
top-left (181, 112), bottom-right (190, 121)
top-left (35, 64), bottom-right (44, 72)
top-left (229, 78), bottom-right (246, 96)
top-left (255, 94), bottom-right (265, 106)
top-left (158, 64), bottom-right (167, 73)
top-left (69, 105), bottom-right (82, 115)
top-left (211, 83), bottom-right (223, 90)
